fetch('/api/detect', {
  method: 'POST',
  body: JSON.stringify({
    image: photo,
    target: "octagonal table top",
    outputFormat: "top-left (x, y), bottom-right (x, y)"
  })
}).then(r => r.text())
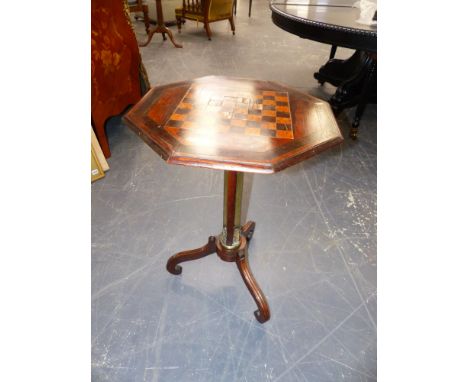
top-left (124, 76), bottom-right (343, 174)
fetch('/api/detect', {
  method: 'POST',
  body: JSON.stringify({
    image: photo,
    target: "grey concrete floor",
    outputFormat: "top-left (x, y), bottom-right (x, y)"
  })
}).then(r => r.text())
top-left (92, 1), bottom-right (377, 381)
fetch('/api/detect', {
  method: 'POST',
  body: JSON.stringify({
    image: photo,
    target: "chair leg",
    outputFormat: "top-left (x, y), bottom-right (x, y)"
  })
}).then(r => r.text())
top-left (176, 16), bottom-right (182, 33)
top-left (142, 5), bottom-right (150, 35)
top-left (229, 17), bottom-right (235, 35)
top-left (204, 22), bottom-right (212, 40)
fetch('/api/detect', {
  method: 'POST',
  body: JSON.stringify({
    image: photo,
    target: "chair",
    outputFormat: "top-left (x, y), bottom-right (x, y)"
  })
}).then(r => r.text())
top-left (127, 0), bottom-right (151, 34)
top-left (175, 0), bottom-right (235, 40)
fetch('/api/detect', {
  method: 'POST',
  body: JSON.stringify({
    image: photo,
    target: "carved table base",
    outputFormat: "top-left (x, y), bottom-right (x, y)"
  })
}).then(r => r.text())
top-left (166, 171), bottom-right (270, 323)
top-left (314, 50), bottom-right (377, 139)
top-left (139, 0), bottom-right (182, 48)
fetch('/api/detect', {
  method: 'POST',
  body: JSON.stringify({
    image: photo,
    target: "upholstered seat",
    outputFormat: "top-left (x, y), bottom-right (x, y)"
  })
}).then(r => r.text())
top-left (175, 0), bottom-right (235, 40)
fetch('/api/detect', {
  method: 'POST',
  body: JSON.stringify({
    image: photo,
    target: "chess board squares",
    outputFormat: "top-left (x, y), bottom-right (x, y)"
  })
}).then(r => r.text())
top-left (165, 89), bottom-right (294, 140)
top-left (231, 119), bottom-right (247, 128)
top-left (262, 90), bottom-right (276, 101)
top-left (261, 129), bottom-right (277, 137)
top-left (236, 96), bottom-right (250, 105)
top-left (262, 99), bottom-right (276, 106)
top-left (276, 130), bottom-right (294, 139)
top-left (246, 120), bottom-right (261, 128)
top-left (248, 108), bottom-right (262, 116)
top-left (261, 115), bottom-right (276, 123)
top-left (243, 127), bottom-right (275, 137)
top-left (246, 114), bottom-right (262, 125)
top-left (234, 105), bottom-right (249, 113)
top-left (274, 94), bottom-right (288, 102)
top-left (276, 111), bottom-right (290, 118)
top-left (233, 113), bottom-right (248, 121)
top-left (245, 127), bottom-right (261, 136)
top-left (229, 125), bottom-right (246, 134)
top-left (276, 117), bottom-right (291, 125)
top-left (260, 121), bottom-right (276, 130)
top-left (261, 110), bottom-right (276, 118)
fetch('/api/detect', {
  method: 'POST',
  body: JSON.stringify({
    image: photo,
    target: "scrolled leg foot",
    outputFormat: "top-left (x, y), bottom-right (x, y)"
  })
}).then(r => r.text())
top-left (139, 29), bottom-right (156, 47)
top-left (166, 236), bottom-right (216, 275)
top-left (236, 248), bottom-right (270, 323)
top-left (168, 264), bottom-right (182, 275)
top-left (254, 309), bottom-right (269, 324)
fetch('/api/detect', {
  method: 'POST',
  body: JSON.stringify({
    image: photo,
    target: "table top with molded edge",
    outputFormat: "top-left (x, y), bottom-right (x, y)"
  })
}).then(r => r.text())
top-left (270, 0), bottom-right (377, 52)
top-left (124, 76), bottom-right (343, 174)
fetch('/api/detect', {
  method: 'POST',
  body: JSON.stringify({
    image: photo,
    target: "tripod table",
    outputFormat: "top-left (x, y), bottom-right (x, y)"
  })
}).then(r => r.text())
top-left (124, 76), bottom-right (343, 323)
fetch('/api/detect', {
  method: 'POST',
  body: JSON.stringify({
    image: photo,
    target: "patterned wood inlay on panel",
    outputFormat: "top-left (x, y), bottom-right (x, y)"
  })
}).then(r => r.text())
top-left (164, 86), bottom-right (294, 140)
top-left (124, 76), bottom-right (343, 174)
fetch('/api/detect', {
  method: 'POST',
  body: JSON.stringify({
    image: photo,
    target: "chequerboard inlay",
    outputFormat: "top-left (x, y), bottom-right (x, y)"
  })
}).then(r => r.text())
top-left (164, 85), bottom-right (294, 140)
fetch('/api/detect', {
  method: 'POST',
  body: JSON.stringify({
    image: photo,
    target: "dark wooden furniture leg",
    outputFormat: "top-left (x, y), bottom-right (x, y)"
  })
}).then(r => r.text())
top-left (165, 170), bottom-right (270, 323)
top-left (204, 22), bottom-right (213, 40)
top-left (236, 246), bottom-right (270, 323)
top-left (142, 4), bottom-right (151, 34)
top-left (314, 50), bottom-right (376, 137)
top-left (329, 45), bottom-right (337, 60)
top-left (248, 0), bottom-right (253, 17)
top-left (139, 0), bottom-right (182, 48)
top-left (350, 58), bottom-right (376, 139)
top-left (167, 236), bottom-right (217, 274)
top-left (229, 16), bottom-right (235, 35)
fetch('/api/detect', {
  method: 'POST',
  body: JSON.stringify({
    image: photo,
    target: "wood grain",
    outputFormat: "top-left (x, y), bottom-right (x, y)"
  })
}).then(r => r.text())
top-left (124, 76), bottom-right (343, 173)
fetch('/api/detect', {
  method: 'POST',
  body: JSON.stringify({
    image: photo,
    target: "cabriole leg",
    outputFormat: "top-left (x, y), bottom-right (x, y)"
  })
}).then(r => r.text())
top-left (166, 236), bottom-right (216, 275)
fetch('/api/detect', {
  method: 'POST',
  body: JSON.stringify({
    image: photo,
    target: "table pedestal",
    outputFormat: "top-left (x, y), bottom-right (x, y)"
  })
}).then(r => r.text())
top-left (166, 170), bottom-right (270, 323)
top-left (314, 50), bottom-right (377, 139)
top-left (139, 0), bottom-right (182, 48)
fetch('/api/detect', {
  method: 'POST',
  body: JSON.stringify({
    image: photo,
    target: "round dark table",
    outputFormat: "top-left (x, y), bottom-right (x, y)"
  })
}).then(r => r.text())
top-left (270, 0), bottom-right (377, 138)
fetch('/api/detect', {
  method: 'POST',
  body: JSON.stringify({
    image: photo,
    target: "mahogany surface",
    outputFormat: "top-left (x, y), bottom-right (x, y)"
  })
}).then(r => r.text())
top-left (166, 221), bottom-right (270, 323)
top-left (124, 76), bottom-right (343, 173)
top-left (91, 0), bottom-right (147, 158)
top-left (125, 76), bottom-right (342, 323)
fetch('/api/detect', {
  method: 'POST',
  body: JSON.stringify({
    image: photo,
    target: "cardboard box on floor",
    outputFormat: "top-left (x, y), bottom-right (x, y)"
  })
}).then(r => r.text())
top-left (91, 128), bottom-right (109, 182)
